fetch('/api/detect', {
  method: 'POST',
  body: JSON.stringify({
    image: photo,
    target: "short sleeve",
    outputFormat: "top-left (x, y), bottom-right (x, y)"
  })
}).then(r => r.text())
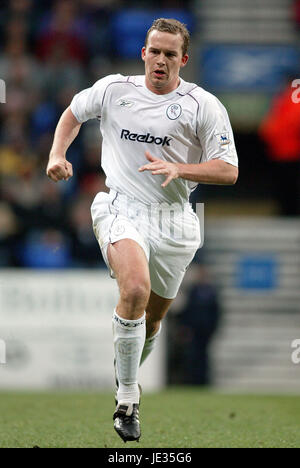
top-left (197, 94), bottom-right (238, 167)
top-left (70, 74), bottom-right (123, 123)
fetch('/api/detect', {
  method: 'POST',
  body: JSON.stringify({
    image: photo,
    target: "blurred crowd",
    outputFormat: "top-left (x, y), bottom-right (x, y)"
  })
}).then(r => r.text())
top-left (0, 0), bottom-right (190, 268)
top-left (1, 0), bottom-right (300, 269)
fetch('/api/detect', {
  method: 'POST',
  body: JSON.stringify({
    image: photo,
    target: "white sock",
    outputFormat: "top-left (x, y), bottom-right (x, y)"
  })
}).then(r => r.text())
top-left (112, 309), bottom-right (145, 404)
top-left (140, 323), bottom-right (162, 366)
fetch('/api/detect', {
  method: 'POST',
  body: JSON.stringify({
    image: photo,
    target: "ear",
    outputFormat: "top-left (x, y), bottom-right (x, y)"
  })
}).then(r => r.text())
top-left (141, 47), bottom-right (146, 62)
top-left (180, 54), bottom-right (189, 68)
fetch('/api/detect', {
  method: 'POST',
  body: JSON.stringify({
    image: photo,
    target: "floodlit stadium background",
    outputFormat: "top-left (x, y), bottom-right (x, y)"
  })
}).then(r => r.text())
top-left (0, 0), bottom-right (300, 393)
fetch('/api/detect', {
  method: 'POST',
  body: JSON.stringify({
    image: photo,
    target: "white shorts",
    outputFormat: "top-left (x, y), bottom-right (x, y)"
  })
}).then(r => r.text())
top-left (91, 190), bottom-right (201, 299)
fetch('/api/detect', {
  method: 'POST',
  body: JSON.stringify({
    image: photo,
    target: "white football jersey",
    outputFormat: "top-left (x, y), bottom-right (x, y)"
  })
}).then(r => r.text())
top-left (70, 74), bottom-right (238, 204)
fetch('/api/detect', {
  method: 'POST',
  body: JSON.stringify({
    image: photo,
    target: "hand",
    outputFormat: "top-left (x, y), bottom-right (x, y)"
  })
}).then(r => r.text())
top-left (138, 151), bottom-right (179, 188)
top-left (46, 157), bottom-right (73, 182)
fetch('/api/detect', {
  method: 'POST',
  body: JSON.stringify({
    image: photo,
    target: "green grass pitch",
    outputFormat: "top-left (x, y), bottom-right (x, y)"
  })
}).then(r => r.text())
top-left (0, 387), bottom-right (300, 448)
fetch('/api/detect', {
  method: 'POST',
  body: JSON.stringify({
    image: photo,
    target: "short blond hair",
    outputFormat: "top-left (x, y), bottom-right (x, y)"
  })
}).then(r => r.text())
top-left (145, 18), bottom-right (190, 56)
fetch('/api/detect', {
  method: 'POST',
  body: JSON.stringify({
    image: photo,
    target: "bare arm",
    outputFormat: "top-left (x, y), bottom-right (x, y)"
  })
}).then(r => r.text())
top-left (46, 107), bottom-right (82, 182)
top-left (139, 152), bottom-right (238, 187)
top-left (176, 159), bottom-right (238, 185)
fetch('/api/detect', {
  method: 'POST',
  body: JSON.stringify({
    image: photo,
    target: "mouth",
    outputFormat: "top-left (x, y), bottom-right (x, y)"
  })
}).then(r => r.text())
top-left (153, 69), bottom-right (166, 78)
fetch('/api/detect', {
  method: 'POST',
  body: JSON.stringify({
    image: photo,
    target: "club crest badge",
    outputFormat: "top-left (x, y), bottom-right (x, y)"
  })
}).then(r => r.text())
top-left (113, 223), bottom-right (125, 236)
top-left (166, 104), bottom-right (182, 120)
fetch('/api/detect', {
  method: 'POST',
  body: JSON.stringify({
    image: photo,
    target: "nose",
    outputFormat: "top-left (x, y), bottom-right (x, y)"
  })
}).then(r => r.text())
top-left (156, 53), bottom-right (166, 65)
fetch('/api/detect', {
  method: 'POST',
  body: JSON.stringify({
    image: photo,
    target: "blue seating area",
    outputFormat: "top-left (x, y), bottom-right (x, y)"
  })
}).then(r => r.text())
top-left (111, 9), bottom-right (194, 58)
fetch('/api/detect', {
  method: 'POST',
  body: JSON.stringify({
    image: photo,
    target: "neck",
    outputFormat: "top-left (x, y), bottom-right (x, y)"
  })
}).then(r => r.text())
top-left (145, 76), bottom-right (181, 95)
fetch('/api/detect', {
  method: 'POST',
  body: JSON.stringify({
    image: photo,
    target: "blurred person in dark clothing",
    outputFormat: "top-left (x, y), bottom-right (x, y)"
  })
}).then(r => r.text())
top-left (293, 0), bottom-right (300, 27)
top-left (169, 263), bottom-right (220, 386)
top-left (35, 0), bottom-right (88, 64)
top-left (68, 193), bottom-right (105, 268)
top-left (0, 201), bottom-right (19, 266)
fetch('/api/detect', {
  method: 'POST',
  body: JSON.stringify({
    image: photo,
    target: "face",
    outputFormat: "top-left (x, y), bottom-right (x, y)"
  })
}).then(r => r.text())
top-left (142, 30), bottom-right (188, 95)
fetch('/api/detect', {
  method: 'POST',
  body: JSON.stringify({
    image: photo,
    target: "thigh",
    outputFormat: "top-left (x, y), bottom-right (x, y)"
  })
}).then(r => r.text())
top-left (91, 191), bottom-right (150, 279)
top-left (108, 238), bottom-right (151, 293)
top-left (149, 210), bottom-right (201, 299)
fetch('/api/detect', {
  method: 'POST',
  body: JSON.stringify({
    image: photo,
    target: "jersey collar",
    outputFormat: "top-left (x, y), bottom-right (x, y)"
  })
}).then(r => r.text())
top-left (135, 75), bottom-right (186, 99)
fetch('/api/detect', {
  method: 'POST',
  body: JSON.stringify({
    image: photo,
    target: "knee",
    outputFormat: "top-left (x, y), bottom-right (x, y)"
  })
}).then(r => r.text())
top-left (121, 280), bottom-right (150, 310)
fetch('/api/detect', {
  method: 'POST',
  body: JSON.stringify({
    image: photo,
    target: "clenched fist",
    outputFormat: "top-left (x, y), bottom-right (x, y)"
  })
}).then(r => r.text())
top-left (46, 158), bottom-right (73, 182)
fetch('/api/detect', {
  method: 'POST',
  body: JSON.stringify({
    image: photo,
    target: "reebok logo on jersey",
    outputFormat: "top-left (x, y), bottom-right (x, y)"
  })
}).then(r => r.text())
top-left (117, 99), bottom-right (134, 107)
top-left (121, 129), bottom-right (172, 146)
